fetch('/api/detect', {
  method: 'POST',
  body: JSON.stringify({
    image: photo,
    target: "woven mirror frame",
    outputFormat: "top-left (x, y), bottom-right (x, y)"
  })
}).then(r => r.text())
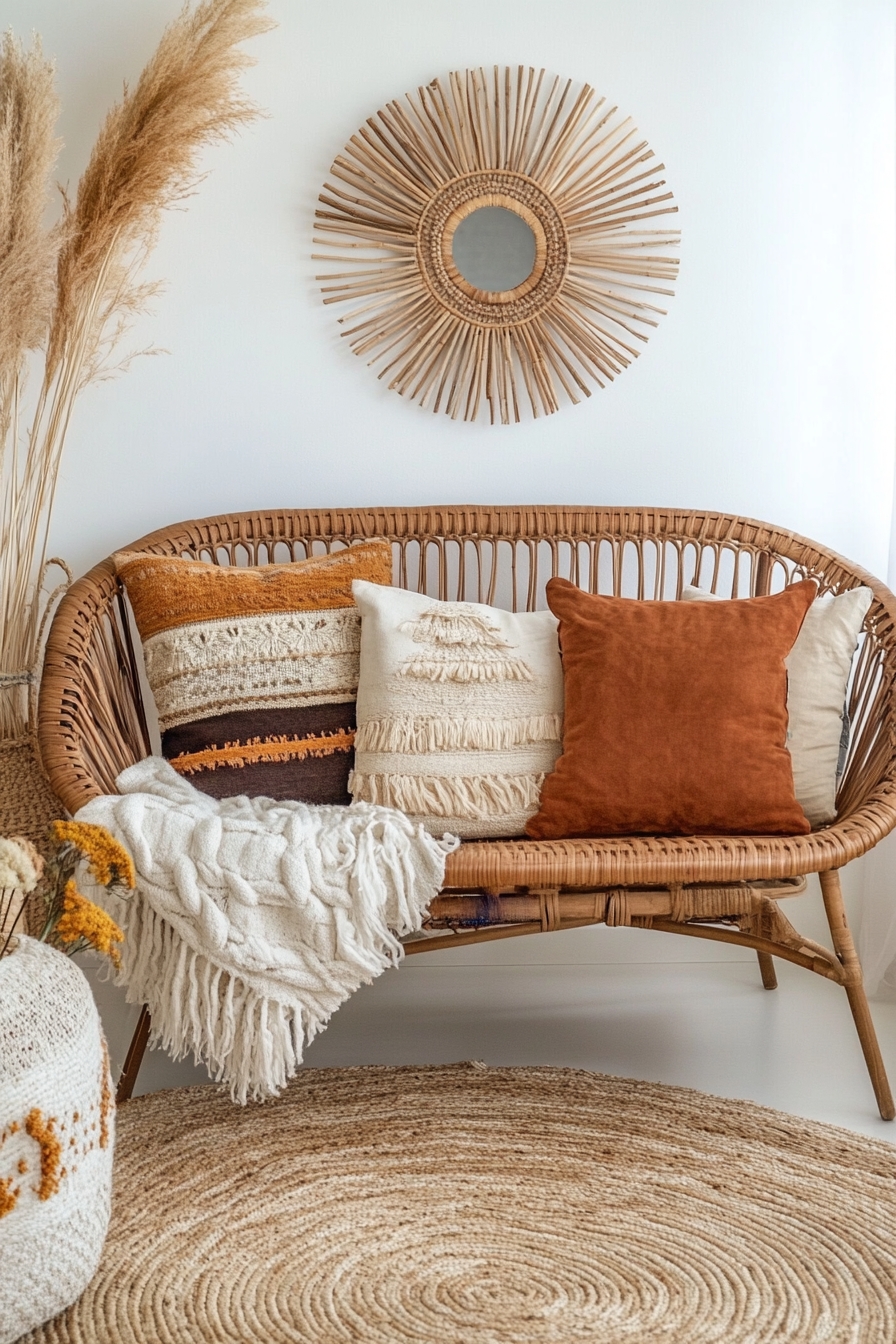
top-left (314, 67), bottom-right (680, 423)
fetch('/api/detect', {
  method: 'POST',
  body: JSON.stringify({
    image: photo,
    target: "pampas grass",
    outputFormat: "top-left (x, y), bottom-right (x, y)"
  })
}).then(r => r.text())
top-left (0, 0), bottom-right (273, 739)
top-left (0, 31), bottom-right (64, 738)
top-left (0, 34), bottom-right (60, 389)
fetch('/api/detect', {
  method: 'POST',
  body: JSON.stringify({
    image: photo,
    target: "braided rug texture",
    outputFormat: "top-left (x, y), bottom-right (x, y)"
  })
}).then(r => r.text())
top-left (25, 1062), bottom-right (896, 1344)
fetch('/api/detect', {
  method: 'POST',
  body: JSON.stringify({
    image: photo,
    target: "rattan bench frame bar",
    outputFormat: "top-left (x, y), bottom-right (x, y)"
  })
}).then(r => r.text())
top-left (37, 506), bottom-right (896, 1118)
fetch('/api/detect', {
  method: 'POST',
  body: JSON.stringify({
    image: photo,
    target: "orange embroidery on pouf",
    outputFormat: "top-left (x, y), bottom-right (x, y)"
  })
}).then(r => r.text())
top-left (17, 1160), bottom-right (27, 1174)
top-left (25, 1109), bottom-right (63, 1200)
top-left (0, 1175), bottom-right (18, 1217)
top-left (171, 729), bottom-right (356, 775)
top-left (99, 1040), bottom-right (113, 1150)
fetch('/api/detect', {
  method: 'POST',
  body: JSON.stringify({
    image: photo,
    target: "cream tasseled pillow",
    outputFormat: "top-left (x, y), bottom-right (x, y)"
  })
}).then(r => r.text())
top-left (350, 581), bottom-right (564, 838)
top-left (681, 583), bottom-right (872, 826)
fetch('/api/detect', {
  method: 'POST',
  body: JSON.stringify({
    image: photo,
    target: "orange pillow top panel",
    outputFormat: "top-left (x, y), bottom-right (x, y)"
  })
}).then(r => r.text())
top-left (526, 578), bottom-right (817, 839)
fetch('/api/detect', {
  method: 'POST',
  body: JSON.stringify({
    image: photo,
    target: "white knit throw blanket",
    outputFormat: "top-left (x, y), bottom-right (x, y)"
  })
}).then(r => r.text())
top-left (76, 758), bottom-right (458, 1103)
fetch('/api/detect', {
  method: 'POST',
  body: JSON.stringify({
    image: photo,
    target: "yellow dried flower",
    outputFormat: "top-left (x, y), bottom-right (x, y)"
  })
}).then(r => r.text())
top-left (54, 880), bottom-right (124, 968)
top-left (51, 821), bottom-right (135, 889)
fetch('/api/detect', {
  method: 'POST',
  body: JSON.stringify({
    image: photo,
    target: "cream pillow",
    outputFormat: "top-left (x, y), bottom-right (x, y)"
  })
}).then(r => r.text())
top-left (350, 581), bottom-right (563, 838)
top-left (681, 584), bottom-right (872, 826)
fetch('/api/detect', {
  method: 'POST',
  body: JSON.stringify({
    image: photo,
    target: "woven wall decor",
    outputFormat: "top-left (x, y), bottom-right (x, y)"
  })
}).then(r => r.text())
top-left (314, 67), bottom-right (680, 423)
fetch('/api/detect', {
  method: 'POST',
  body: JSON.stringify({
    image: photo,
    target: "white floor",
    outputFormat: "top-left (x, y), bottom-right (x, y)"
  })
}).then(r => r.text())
top-left (86, 884), bottom-right (896, 1145)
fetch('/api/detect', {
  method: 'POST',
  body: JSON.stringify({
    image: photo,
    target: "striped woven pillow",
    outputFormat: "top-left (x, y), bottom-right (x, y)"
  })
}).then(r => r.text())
top-left (116, 542), bottom-right (392, 802)
top-left (350, 581), bottom-right (564, 838)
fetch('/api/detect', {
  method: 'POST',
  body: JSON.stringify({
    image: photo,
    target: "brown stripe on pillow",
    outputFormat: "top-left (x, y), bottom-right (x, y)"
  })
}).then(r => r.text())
top-left (116, 539), bottom-right (392, 804)
top-left (170, 750), bottom-right (356, 803)
top-left (162, 704), bottom-right (357, 803)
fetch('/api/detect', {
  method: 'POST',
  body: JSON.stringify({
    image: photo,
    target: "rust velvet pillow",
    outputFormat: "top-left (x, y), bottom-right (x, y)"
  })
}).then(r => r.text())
top-left (525, 578), bottom-right (817, 839)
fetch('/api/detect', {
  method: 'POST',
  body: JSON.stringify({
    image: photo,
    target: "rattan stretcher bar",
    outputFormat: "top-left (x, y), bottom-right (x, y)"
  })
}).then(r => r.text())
top-left (37, 507), bottom-right (896, 1117)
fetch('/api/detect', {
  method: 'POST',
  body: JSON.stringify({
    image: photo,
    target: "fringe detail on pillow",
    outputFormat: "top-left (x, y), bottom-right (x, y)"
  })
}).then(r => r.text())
top-left (399, 655), bottom-right (533, 682)
top-left (350, 769), bottom-right (546, 819)
top-left (115, 897), bottom-right (305, 1105)
top-left (399, 609), bottom-right (512, 647)
top-left (355, 714), bottom-right (563, 754)
top-left (170, 730), bottom-right (355, 774)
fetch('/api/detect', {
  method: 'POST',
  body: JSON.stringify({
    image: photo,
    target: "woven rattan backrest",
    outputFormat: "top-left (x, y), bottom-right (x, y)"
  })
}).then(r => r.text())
top-left (39, 507), bottom-right (896, 833)
top-left (105, 507), bottom-right (880, 607)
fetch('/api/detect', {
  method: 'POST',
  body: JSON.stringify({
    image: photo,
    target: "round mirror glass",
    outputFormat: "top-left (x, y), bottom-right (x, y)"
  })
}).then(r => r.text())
top-left (451, 205), bottom-right (536, 292)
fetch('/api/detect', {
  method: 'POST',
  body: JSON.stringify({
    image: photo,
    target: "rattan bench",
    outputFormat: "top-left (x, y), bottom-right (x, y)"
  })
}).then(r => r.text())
top-left (38, 507), bottom-right (896, 1118)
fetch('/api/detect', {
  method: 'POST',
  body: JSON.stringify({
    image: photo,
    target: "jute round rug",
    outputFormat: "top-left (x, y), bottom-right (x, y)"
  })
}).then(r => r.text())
top-left (25, 1063), bottom-right (896, 1344)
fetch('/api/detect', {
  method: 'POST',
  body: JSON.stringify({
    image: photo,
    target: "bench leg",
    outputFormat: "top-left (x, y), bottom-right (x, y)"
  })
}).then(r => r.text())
top-left (819, 869), bottom-right (895, 1121)
top-left (756, 951), bottom-right (778, 989)
top-left (116, 1004), bottom-right (151, 1105)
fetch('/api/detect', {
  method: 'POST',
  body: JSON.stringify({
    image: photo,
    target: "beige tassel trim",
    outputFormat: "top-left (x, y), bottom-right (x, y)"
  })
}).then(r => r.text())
top-left (350, 769), bottom-right (546, 819)
top-left (398, 608), bottom-right (512, 647)
top-left (355, 714), bottom-right (563, 754)
top-left (399, 655), bottom-right (533, 683)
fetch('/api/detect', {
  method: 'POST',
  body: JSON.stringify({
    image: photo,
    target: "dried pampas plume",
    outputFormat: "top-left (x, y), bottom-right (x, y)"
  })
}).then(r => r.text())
top-left (0, 0), bottom-right (273, 740)
top-left (0, 34), bottom-right (60, 372)
top-left (49, 0), bottom-right (274, 380)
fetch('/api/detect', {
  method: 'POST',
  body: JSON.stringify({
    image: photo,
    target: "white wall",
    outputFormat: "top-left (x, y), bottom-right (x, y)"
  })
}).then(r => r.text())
top-left (6, 0), bottom-right (894, 582)
top-left (6, 0), bottom-right (895, 1081)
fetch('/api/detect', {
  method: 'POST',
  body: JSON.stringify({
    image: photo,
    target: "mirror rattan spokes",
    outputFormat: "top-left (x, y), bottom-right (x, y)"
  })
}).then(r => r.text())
top-left (315, 68), bottom-right (680, 423)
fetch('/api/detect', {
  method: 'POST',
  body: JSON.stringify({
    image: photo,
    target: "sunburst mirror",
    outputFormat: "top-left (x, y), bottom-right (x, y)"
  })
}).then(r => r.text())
top-left (314, 67), bottom-right (680, 424)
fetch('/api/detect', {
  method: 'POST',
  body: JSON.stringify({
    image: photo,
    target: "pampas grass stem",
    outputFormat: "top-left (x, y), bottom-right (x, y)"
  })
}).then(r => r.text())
top-left (0, 1), bottom-right (273, 739)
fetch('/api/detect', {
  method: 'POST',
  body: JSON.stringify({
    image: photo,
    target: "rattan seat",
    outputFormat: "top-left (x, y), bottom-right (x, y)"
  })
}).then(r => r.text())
top-left (37, 507), bottom-right (896, 1117)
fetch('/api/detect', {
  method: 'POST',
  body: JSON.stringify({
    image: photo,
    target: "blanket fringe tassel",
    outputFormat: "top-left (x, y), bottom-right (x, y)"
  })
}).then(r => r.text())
top-left (118, 896), bottom-right (306, 1105)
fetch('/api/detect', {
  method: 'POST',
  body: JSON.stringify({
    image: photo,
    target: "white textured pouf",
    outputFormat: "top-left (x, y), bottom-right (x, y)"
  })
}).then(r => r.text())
top-left (0, 938), bottom-right (115, 1343)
